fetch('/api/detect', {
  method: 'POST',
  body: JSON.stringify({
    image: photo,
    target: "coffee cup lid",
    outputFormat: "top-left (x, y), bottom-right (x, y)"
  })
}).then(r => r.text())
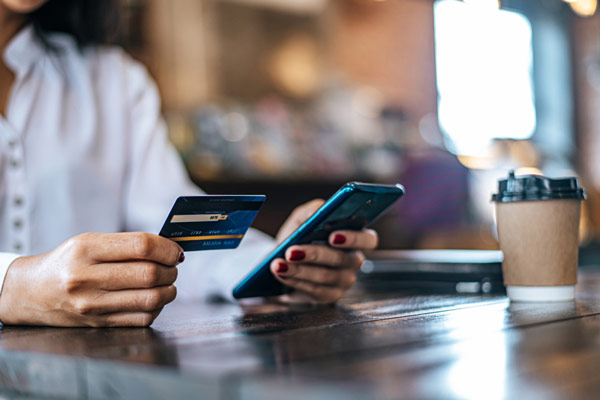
top-left (491, 170), bottom-right (586, 203)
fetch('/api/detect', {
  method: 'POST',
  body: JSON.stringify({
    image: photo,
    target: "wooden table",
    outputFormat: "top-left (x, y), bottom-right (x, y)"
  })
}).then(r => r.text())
top-left (2, 269), bottom-right (600, 399)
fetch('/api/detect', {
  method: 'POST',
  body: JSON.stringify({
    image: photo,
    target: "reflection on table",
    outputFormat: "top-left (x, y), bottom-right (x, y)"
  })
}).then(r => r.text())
top-left (1, 270), bottom-right (600, 399)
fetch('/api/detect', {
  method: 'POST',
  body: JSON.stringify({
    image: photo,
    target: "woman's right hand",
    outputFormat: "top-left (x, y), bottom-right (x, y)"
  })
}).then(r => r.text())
top-left (0, 232), bottom-right (183, 327)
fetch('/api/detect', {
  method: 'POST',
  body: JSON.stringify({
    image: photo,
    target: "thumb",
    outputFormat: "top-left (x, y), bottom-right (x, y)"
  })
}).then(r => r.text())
top-left (276, 199), bottom-right (325, 243)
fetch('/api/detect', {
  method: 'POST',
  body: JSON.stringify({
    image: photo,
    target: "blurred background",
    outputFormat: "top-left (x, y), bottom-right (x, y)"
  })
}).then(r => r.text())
top-left (115, 0), bottom-right (600, 251)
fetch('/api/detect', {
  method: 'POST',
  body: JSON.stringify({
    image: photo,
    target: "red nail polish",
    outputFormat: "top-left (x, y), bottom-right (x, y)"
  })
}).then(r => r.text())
top-left (178, 252), bottom-right (185, 263)
top-left (289, 250), bottom-right (305, 261)
top-left (277, 261), bottom-right (289, 273)
top-left (333, 234), bottom-right (346, 245)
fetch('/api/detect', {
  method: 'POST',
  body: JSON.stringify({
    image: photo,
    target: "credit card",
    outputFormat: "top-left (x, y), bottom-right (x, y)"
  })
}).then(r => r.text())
top-left (159, 195), bottom-right (266, 251)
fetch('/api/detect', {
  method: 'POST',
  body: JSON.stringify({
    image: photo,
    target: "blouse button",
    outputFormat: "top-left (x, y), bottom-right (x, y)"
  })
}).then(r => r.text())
top-left (13, 242), bottom-right (22, 252)
top-left (13, 219), bottom-right (22, 229)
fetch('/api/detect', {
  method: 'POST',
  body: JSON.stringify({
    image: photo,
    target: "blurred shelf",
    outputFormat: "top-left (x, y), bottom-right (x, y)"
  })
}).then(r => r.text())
top-left (218, 0), bottom-right (326, 14)
top-left (193, 176), bottom-right (349, 236)
top-left (188, 173), bottom-right (390, 185)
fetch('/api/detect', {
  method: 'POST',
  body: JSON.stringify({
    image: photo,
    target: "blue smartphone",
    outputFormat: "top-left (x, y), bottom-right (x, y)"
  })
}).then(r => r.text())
top-left (232, 182), bottom-right (405, 299)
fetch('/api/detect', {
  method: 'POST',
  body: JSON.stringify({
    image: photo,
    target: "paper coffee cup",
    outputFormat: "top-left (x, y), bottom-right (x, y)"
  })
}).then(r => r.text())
top-left (492, 171), bottom-right (585, 302)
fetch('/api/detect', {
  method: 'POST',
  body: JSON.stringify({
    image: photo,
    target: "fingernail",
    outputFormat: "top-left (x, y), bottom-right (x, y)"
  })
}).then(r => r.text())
top-left (289, 250), bottom-right (305, 261)
top-left (333, 234), bottom-right (346, 245)
top-left (277, 261), bottom-right (289, 273)
top-left (178, 252), bottom-right (185, 263)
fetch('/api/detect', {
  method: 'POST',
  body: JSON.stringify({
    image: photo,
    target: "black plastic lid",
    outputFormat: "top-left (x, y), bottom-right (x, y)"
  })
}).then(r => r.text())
top-left (491, 170), bottom-right (586, 203)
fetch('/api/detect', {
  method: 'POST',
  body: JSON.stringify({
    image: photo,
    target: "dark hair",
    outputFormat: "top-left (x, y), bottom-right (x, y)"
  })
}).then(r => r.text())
top-left (29, 0), bottom-right (120, 48)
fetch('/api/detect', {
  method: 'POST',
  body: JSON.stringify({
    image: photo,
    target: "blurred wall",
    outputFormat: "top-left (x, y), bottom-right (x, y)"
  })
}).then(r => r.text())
top-left (144, 0), bottom-right (215, 111)
top-left (573, 11), bottom-right (600, 238)
top-left (139, 0), bottom-right (437, 121)
top-left (328, 0), bottom-right (437, 120)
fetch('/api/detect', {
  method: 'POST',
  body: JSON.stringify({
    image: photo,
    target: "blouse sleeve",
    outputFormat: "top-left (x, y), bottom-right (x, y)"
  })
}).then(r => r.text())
top-left (121, 55), bottom-right (275, 301)
top-left (0, 252), bottom-right (20, 296)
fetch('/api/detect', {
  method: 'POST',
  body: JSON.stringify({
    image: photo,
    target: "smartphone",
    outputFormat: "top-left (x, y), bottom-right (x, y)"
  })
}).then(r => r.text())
top-left (232, 182), bottom-right (405, 299)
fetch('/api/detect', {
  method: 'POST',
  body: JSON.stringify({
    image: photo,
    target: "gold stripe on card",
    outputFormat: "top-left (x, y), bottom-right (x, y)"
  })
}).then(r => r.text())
top-left (171, 235), bottom-right (243, 242)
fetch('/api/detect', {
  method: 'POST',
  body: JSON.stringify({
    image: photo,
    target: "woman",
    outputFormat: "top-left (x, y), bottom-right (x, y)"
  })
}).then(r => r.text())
top-left (0, 0), bottom-right (378, 326)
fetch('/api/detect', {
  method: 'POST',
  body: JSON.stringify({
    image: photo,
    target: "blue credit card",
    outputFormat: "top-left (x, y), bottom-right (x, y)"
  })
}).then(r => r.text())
top-left (159, 195), bottom-right (266, 251)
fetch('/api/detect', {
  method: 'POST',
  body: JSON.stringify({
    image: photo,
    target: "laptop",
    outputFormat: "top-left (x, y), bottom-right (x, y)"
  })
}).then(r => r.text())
top-left (359, 249), bottom-right (505, 294)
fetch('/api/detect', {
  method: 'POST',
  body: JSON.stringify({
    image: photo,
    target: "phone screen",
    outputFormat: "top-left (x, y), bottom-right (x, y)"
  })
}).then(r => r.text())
top-left (297, 191), bottom-right (401, 245)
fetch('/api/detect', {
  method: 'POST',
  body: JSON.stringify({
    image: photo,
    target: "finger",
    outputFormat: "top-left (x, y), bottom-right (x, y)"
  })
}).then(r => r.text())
top-left (276, 263), bottom-right (357, 289)
top-left (276, 278), bottom-right (344, 304)
top-left (91, 310), bottom-right (162, 327)
top-left (72, 285), bottom-right (177, 315)
top-left (285, 245), bottom-right (360, 269)
top-left (329, 229), bottom-right (378, 250)
top-left (270, 258), bottom-right (295, 281)
top-left (276, 199), bottom-right (325, 243)
top-left (67, 232), bottom-right (183, 266)
top-left (93, 262), bottom-right (178, 290)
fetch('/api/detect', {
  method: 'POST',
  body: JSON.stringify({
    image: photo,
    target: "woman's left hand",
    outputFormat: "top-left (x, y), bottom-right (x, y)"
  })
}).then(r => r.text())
top-left (270, 199), bottom-right (378, 304)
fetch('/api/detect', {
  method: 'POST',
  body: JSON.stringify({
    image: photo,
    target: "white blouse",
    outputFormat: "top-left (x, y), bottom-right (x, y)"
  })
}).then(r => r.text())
top-left (0, 26), bottom-right (275, 301)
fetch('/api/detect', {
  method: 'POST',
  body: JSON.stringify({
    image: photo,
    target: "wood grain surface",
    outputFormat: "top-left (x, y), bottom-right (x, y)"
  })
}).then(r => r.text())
top-left (1, 269), bottom-right (600, 399)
